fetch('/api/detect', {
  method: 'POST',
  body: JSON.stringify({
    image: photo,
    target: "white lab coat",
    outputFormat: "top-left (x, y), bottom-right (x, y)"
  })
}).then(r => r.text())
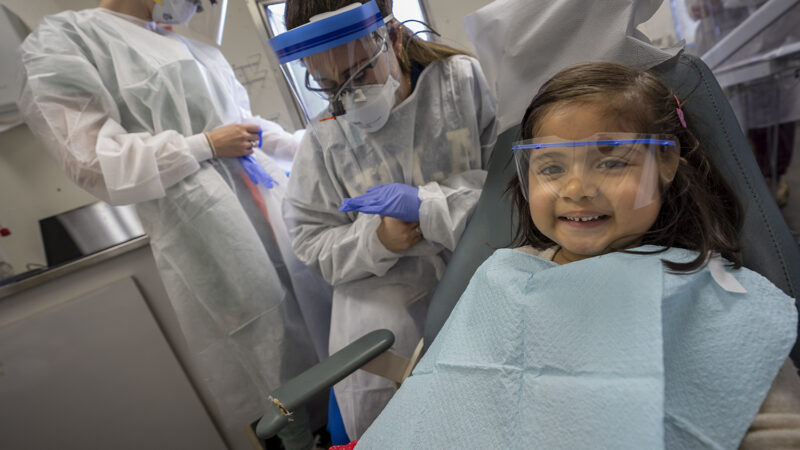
top-left (462, 0), bottom-right (681, 133)
top-left (285, 54), bottom-right (497, 439)
top-left (17, 8), bottom-right (321, 438)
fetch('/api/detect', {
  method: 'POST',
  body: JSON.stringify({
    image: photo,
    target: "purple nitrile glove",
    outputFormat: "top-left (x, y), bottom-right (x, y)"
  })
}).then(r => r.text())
top-left (239, 154), bottom-right (277, 188)
top-left (339, 183), bottom-right (421, 222)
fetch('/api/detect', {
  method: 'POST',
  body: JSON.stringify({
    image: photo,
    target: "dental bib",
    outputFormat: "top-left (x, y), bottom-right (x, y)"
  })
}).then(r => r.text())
top-left (357, 247), bottom-right (796, 449)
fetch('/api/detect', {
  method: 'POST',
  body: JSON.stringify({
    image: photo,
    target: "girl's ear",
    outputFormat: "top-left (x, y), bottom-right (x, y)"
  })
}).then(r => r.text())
top-left (658, 149), bottom-right (682, 186)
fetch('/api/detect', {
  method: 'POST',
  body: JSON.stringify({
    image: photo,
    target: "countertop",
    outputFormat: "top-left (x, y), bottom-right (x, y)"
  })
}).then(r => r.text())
top-left (0, 236), bottom-right (150, 300)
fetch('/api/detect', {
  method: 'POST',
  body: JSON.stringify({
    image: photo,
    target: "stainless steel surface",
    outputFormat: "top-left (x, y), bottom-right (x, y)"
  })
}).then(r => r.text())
top-left (0, 236), bottom-right (150, 300)
top-left (53, 202), bottom-right (144, 255)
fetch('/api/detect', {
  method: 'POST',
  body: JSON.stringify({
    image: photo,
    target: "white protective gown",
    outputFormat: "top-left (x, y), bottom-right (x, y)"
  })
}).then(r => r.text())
top-left (285, 54), bottom-right (498, 439)
top-left (17, 8), bottom-right (322, 438)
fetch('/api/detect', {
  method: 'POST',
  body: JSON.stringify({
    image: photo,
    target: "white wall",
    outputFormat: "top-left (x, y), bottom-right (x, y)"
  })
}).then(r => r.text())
top-left (424, 0), bottom-right (493, 52)
top-left (639, 0), bottom-right (680, 47)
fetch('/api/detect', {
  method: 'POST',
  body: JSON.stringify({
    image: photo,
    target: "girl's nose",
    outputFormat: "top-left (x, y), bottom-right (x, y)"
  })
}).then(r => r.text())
top-left (560, 175), bottom-right (598, 200)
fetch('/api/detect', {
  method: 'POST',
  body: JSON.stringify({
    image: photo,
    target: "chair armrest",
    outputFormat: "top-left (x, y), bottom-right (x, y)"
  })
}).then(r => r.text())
top-left (256, 329), bottom-right (395, 439)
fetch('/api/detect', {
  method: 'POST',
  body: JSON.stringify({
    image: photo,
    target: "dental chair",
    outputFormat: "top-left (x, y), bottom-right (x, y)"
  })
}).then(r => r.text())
top-left (255, 52), bottom-right (800, 441)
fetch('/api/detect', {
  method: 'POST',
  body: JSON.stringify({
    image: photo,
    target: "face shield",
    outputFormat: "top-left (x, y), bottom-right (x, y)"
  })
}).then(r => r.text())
top-left (157, 0), bottom-right (228, 45)
top-left (187, 0), bottom-right (228, 45)
top-left (269, 1), bottom-right (399, 132)
top-left (153, 0), bottom-right (200, 25)
top-left (512, 133), bottom-right (680, 210)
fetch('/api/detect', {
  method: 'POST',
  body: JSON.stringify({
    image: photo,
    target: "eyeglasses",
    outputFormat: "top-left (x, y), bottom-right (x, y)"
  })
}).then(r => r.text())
top-left (304, 33), bottom-right (389, 101)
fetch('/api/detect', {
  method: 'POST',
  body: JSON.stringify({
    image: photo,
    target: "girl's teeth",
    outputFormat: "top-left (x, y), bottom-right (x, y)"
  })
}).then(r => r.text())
top-left (566, 216), bottom-right (600, 222)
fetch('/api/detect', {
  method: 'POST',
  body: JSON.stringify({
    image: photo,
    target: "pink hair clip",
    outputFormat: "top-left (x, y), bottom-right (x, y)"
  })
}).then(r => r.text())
top-left (675, 95), bottom-right (687, 129)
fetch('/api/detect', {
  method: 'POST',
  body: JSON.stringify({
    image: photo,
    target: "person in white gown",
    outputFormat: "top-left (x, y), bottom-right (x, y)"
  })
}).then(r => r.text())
top-left (17, 0), bottom-right (324, 446)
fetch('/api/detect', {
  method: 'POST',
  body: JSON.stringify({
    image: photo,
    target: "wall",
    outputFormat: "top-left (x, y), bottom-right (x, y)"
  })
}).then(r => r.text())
top-left (424, 0), bottom-right (492, 52)
top-left (639, 0), bottom-right (681, 47)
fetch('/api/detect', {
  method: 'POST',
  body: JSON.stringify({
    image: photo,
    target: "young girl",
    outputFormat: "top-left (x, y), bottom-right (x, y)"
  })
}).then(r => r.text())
top-left (350, 62), bottom-right (797, 449)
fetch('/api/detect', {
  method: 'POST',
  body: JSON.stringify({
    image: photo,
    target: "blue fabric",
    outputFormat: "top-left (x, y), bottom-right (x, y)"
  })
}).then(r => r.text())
top-left (327, 388), bottom-right (350, 445)
top-left (339, 183), bottom-right (421, 222)
top-left (239, 155), bottom-right (277, 188)
top-left (269, 0), bottom-right (383, 64)
top-left (357, 247), bottom-right (797, 449)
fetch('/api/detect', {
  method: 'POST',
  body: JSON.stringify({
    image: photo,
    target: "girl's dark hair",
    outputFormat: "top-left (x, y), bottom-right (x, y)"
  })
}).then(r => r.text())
top-left (285, 0), bottom-right (471, 76)
top-left (509, 62), bottom-right (743, 272)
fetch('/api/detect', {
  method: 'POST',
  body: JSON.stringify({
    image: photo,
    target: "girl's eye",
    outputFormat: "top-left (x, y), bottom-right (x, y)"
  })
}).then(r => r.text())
top-left (597, 159), bottom-right (629, 170)
top-left (537, 164), bottom-right (565, 176)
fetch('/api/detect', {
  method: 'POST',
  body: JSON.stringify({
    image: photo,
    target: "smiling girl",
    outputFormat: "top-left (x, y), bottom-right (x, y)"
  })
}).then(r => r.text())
top-left (351, 62), bottom-right (797, 449)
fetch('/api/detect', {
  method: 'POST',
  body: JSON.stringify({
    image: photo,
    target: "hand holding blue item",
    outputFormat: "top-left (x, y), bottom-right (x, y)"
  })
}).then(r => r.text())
top-left (239, 154), bottom-right (277, 188)
top-left (339, 183), bottom-right (421, 222)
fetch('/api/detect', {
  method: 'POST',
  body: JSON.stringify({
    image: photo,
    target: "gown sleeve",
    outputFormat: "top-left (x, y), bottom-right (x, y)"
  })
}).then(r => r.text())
top-left (231, 76), bottom-right (304, 164)
top-left (417, 56), bottom-right (498, 250)
top-left (284, 132), bottom-right (403, 286)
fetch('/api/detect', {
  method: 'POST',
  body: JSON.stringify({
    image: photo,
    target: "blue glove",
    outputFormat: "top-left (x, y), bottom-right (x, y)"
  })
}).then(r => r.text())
top-left (239, 154), bottom-right (277, 188)
top-left (339, 183), bottom-right (421, 222)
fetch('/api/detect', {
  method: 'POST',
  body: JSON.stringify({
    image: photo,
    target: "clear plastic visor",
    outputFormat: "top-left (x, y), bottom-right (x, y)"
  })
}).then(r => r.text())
top-left (512, 133), bottom-right (680, 209)
top-left (300, 27), bottom-right (394, 116)
top-left (180, 0), bottom-right (227, 45)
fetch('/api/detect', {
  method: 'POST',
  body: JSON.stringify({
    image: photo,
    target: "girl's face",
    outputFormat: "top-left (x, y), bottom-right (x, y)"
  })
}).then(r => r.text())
top-left (529, 102), bottom-right (663, 263)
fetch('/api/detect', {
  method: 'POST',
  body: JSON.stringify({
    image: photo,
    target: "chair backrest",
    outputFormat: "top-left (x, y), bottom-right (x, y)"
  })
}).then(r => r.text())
top-left (424, 53), bottom-right (800, 364)
top-left (423, 123), bottom-right (519, 348)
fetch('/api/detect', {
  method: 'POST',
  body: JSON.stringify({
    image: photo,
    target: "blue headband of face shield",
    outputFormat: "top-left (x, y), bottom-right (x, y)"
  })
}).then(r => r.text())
top-left (512, 138), bottom-right (677, 151)
top-left (269, 1), bottom-right (385, 64)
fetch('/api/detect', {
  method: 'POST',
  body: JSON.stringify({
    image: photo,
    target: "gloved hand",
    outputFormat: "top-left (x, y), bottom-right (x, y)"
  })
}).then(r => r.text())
top-left (239, 154), bottom-right (277, 188)
top-left (339, 183), bottom-right (421, 222)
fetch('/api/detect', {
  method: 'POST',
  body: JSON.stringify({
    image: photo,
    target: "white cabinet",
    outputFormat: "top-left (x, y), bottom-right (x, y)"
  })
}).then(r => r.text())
top-left (0, 257), bottom-right (228, 449)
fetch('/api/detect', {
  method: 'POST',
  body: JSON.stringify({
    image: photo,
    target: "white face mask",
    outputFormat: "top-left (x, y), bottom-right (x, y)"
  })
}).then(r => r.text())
top-left (341, 73), bottom-right (400, 133)
top-left (152, 0), bottom-right (198, 25)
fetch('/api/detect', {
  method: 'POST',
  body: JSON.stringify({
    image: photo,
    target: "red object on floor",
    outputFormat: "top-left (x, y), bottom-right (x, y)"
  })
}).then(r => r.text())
top-left (0, 228), bottom-right (10, 236)
top-left (330, 440), bottom-right (358, 450)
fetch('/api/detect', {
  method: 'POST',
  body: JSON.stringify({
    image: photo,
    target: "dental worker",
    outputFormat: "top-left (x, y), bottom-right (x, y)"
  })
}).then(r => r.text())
top-left (17, 0), bottom-right (323, 447)
top-left (270, 0), bottom-right (497, 439)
